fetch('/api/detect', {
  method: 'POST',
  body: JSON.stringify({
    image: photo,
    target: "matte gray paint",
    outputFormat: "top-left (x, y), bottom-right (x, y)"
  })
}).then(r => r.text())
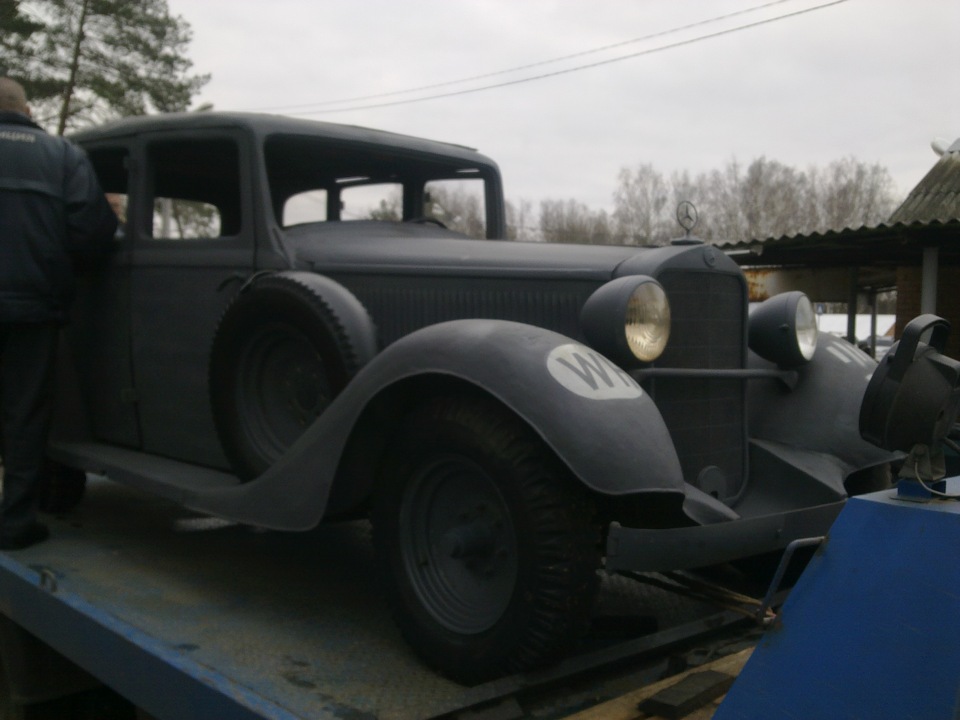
top-left (53, 111), bottom-right (901, 549)
top-left (183, 319), bottom-right (687, 529)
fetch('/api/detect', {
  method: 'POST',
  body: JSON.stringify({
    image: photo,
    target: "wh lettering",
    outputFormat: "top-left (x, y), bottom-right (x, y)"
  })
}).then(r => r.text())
top-left (546, 344), bottom-right (642, 400)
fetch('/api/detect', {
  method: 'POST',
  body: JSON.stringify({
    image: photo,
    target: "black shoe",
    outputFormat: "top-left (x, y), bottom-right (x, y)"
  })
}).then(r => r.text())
top-left (0, 522), bottom-right (50, 550)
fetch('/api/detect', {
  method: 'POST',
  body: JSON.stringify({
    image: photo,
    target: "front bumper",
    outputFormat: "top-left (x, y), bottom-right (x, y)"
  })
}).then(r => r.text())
top-left (604, 501), bottom-right (844, 572)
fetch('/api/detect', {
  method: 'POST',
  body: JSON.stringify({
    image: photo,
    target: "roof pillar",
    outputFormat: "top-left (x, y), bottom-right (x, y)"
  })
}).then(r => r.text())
top-left (921, 246), bottom-right (939, 314)
top-left (846, 267), bottom-right (859, 343)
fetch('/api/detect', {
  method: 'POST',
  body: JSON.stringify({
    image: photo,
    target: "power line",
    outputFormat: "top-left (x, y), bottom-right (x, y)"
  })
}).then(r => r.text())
top-left (253, 0), bottom-right (800, 113)
top-left (289, 0), bottom-right (847, 116)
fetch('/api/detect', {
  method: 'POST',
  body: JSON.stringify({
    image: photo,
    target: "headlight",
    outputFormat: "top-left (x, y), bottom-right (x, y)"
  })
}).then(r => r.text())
top-left (748, 291), bottom-right (818, 368)
top-left (625, 281), bottom-right (671, 361)
top-left (581, 276), bottom-right (671, 366)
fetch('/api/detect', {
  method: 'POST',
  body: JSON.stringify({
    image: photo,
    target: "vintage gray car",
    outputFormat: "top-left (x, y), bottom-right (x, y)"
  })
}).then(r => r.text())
top-left (49, 112), bottom-right (900, 683)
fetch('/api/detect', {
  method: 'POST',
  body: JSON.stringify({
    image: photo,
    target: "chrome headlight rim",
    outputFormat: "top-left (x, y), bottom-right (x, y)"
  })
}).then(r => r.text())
top-left (624, 280), bottom-right (671, 363)
top-left (748, 291), bottom-right (819, 369)
top-left (794, 293), bottom-right (818, 361)
top-left (580, 275), bottom-right (671, 367)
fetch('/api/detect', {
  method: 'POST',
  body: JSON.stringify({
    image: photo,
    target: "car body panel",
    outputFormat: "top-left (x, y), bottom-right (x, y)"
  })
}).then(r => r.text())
top-left (54, 111), bottom-right (899, 563)
top-left (165, 319), bottom-right (684, 529)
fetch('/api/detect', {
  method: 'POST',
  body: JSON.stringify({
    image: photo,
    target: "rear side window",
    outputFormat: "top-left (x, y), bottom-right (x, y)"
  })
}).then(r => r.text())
top-left (86, 146), bottom-right (129, 232)
top-left (341, 183), bottom-right (403, 221)
top-left (147, 139), bottom-right (241, 240)
top-left (153, 198), bottom-right (221, 239)
top-left (283, 190), bottom-right (328, 225)
top-left (424, 178), bottom-right (486, 239)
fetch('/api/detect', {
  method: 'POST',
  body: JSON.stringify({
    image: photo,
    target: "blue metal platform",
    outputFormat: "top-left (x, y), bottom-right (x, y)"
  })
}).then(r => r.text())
top-left (715, 480), bottom-right (960, 720)
top-left (0, 476), bottom-right (729, 719)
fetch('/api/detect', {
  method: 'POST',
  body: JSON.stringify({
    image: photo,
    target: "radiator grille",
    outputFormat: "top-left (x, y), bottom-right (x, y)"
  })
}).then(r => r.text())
top-left (657, 272), bottom-right (743, 369)
top-left (649, 271), bottom-right (746, 499)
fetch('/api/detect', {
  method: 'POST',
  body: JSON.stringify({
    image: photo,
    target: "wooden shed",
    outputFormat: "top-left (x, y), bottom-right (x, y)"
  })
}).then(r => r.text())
top-left (722, 139), bottom-right (960, 358)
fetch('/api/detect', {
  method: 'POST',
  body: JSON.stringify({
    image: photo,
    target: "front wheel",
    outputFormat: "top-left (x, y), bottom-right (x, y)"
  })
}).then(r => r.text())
top-left (372, 397), bottom-right (601, 683)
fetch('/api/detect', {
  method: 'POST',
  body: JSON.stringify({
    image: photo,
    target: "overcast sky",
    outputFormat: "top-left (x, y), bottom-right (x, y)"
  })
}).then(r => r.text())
top-left (165, 0), bottom-right (958, 215)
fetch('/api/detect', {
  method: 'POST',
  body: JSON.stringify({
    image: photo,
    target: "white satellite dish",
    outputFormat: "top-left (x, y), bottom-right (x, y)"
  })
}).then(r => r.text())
top-left (931, 138), bottom-right (951, 156)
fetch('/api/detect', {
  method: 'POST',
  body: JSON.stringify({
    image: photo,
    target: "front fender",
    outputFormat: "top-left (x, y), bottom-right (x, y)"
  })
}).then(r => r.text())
top-left (186, 319), bottom-right (685, 529)
top-left (747, 333), bottom-right (895, 469)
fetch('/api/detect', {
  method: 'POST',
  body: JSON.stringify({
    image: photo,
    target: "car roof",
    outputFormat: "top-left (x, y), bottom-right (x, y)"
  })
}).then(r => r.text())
top-left (70, 111), bottom-right (497, 166)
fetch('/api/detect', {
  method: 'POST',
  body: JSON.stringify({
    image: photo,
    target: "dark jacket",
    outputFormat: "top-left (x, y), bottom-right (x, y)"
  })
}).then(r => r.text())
top-left (0, 111), bottom-right (117, 323)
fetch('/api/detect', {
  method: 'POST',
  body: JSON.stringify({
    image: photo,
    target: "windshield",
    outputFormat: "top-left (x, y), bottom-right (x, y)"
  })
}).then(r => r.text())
top-left (264, 134), bottom-right (499, 240)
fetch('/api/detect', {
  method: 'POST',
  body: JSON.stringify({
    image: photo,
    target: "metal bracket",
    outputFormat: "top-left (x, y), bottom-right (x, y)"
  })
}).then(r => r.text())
top-left (38, 568), bottom-right (58, 594)
top-left (756, 536), bottom-right (826, 623)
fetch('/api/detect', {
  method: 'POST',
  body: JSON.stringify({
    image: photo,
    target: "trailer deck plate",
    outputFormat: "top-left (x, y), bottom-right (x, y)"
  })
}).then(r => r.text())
top-left (0, 477), bottom-right (743, 719)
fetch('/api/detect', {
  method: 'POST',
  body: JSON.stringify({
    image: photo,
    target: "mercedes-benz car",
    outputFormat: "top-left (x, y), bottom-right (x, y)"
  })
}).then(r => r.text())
top-left (47, 112), bottom-right (903, 683)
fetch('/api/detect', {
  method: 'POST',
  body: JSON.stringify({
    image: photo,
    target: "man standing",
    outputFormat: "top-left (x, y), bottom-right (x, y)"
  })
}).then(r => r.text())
top-left (0, 77), bottom-right (116, 549)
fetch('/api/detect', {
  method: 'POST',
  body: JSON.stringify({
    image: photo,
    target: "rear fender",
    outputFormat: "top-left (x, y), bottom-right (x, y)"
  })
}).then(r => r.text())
top-left (186, 319), bottom-right (685, 529)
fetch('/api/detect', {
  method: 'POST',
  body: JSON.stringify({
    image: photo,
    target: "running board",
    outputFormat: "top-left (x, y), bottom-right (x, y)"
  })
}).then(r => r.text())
top-left (47, 441), bottom-right (241, 505)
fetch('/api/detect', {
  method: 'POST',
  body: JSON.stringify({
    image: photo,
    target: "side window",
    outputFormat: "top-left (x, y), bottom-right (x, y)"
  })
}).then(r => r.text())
top-left (424, 178), bottom-right (486, 239)
top-left (86, 146), bottom-right (129, 236)
top-left (147, 138), bottom-right (241, 240)
top-left (153, 198), bottom-right (221, 239)
top-left (283, 190), bottom-right (327, 226)
top-left (342, 183), bottom-right (402, 221)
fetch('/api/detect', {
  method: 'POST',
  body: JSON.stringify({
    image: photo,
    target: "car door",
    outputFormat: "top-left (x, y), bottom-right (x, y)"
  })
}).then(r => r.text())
top-left (128, 129), bottom-right (258, 468)
top-left (67, 143), bottom-right (140, 448)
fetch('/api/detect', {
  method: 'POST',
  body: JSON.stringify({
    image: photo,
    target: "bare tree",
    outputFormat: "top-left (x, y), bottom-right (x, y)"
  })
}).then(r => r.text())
top-left (424, 183), bottom-right (485, 239)
top-left (368, 196), bottom-right (401, 222)
top-left (539, 199), bottom-right (613, 245)
top-left (611, 156), bottom-right (899, 245)
top-left (812, 157), bottom-right (895, 231)
top-left (688, 164), bottom-right (742, 243)
top-left (612, 164), bottom-right (671, 245)
top-left (737, 157), bottom-right (815, 240)
top-left (505, 198), bottom-right (537, 242)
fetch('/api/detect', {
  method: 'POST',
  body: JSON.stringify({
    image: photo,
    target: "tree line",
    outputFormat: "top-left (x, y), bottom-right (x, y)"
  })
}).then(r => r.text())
top-left (3, 1), bottom-right (900, 246)
top-left (509, 156), bottom-right (899, 246)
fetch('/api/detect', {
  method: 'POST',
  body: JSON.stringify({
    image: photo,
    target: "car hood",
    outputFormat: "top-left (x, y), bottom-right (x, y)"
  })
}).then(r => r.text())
top-left (281, 221), bottom-right (643, 281)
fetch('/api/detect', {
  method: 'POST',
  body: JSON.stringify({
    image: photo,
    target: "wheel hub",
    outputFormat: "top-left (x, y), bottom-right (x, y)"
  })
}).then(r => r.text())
top-left (443, 518), bottom-right (497, 559)
top-left (400, 456), bottom-right (519, 634)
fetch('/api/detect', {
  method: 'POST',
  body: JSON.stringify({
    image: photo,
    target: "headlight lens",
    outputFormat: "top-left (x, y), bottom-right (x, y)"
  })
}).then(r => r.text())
top-left (625, 282), bottom-right (671, 362)
top-left (748, 291), bottom-right (818, 368)
top-left (795, 294), bottom-right (818, 361)
top-left (581, 276), bottom-right (671, 367)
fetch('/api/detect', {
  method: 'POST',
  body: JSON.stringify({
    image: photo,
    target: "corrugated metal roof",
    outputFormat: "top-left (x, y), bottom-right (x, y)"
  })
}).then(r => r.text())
top-left (718, 218), bottom-right (960, 255)
top-left (719, 138), bottom-right (960, 255)
top-left (889, 138), bottom-right (960, 224)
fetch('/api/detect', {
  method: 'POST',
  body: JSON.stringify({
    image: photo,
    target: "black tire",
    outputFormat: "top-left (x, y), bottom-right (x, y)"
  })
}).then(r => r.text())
top-left (209, 275), bottom-right (362, 480)
top-left (37, 461), bottom-right (86, 514)
top-left (372, 396), bottom-right (601, 684)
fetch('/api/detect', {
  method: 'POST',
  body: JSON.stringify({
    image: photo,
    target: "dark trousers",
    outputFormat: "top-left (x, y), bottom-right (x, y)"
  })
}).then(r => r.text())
top-left (0, 323), bottom-right (59, 535)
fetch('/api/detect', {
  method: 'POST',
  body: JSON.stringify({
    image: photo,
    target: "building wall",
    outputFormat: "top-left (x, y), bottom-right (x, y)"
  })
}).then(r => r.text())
top-left (895, 265), bottom-right (960, 359)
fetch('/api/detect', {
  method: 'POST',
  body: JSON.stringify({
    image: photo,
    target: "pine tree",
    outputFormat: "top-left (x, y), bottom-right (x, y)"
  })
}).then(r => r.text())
top-left (0, 1), bottom-right (47, 84)
top-left (0, 0), bottom-right (208, 134)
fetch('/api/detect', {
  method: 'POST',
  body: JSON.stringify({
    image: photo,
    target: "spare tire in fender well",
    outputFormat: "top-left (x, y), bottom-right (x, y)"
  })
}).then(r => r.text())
top-left (209, 271), bottom-right (378, 480)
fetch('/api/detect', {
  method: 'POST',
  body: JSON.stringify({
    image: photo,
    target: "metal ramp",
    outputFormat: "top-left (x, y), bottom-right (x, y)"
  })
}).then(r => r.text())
top-left (0, 477), bottom-right (748, 719)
